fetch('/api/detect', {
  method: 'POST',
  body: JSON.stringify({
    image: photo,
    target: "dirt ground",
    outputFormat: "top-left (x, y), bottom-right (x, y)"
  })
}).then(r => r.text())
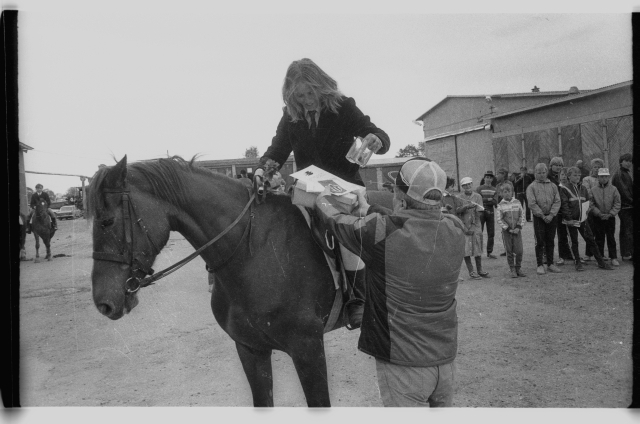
top-left (17, 213), bottom-right (633, 408)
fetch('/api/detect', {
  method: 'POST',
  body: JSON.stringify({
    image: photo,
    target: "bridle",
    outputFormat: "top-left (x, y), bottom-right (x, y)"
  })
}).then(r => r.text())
top-left (92, 183), bottom-right (255, 294)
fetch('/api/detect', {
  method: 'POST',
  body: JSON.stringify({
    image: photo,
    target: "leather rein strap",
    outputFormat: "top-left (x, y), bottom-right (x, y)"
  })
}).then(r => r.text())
top-left (92, 184), bottom-right (255, 294)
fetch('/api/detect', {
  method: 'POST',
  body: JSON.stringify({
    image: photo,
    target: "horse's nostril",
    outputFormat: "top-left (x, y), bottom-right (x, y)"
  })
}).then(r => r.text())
top-left (97, 302), bottom-right (113, 317)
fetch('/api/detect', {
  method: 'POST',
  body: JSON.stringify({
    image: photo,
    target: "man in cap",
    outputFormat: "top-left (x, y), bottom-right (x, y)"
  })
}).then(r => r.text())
top-left (315, 158), bottom-right (466, 407)
top-left (25, 183), bottom-right (58, 233)
top-left (581, 158), bottom-right (605, 261)
top-left (476, 170), bottom-right (499, 259)
top-left (457, 177), bottom-right (489, 279)
top-left (590, 168), bottom-right (621, 266)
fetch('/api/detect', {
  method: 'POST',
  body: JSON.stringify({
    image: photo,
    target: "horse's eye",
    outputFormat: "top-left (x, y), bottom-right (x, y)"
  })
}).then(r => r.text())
top-left (101, 218), bottom-right (114, 228)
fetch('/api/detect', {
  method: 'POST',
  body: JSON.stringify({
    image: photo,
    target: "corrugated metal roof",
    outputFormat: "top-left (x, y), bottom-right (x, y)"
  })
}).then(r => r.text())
top-left (423, 123), bottom-right (488, 143)
top-left (414, 91), bottom-right (575, 121)
top-left (489, 80), bottom-right (632, 119)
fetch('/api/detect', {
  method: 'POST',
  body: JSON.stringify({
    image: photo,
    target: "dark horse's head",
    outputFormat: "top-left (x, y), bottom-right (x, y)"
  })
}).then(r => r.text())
top-left (88, 155), bottom-right (178, 320)
top-left (34, 199), bottom-right (49, 221)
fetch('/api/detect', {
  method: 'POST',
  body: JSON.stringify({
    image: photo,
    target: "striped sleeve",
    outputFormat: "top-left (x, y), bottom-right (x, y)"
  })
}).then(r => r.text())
top-left (315, 194), bottom-right (386, 264)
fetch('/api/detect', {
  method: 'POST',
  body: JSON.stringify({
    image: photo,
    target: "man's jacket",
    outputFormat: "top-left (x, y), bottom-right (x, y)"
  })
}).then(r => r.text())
top-left (559, 182), bottom-right (590, 223)
top-left (611, 167), bottom-right (633, 209)
top-left (315, 194), bottom-right (466, 367)
top-left (513, 173), bottom-right (533, 195)
top-left (30, 191), bottom-right (51, 208)
top-left (590, 182), bottom-right (621, 218)
top-left (526, 179), bottom-right (560, 218)
top-left (476, 184), bottom-right (498, 211)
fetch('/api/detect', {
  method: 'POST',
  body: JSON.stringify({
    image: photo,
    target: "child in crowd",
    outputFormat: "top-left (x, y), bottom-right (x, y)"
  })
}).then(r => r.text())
top-left (476, 171), bottom-right (499, 259)
top-left (496, 182), bottom-right (526, 278)
top-left (559, 167), bottom-right (614, 271)
top-left (457, 177), bottom-right (489, 280)
top-left (526, 163), bottom-right (562, 275)
top-left (590, 168), bottom-right (621, 266)
top-left (442, 176), bottom-right (463, 215)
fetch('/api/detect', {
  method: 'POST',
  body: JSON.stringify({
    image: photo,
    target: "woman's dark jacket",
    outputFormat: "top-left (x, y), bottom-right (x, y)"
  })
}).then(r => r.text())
top-left (259, 97), bottom-right (390, 186)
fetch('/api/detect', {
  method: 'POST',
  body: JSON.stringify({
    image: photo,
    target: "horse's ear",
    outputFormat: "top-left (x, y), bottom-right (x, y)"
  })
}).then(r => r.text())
top-left (104, 155), bottom-right (128, 189)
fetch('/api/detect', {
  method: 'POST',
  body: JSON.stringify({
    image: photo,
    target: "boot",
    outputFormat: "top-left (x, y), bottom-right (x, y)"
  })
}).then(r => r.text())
top-left (510, 267), bottom-right (518, 278)
top-left (344, 269), bottom-right (366, 330)
top-left (516, 267), bottom-right (526, 277)
top-left (51, 215), bottom-right (58, 230)
top-left (575, 261), bottom-right (584, 272)
top-left (26, 223), bottom-right (32, 234)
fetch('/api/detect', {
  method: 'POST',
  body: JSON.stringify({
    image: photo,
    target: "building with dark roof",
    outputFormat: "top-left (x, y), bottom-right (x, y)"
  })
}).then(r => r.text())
top-left (415, 81), bottom-right (632, 188)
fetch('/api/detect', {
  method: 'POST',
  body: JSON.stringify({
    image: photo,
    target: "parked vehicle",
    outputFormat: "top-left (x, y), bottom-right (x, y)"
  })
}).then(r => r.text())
top-left (56, 205), bottom-right (83, 220)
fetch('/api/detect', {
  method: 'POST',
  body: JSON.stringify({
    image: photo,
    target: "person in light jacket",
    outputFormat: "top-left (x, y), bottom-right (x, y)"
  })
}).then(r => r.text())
top-left (526, 163), bottom-right (562, 275)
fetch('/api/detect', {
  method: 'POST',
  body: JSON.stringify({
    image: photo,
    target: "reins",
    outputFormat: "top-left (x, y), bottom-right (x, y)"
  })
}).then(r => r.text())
top-left (92, 183), bottom-right (255, 294)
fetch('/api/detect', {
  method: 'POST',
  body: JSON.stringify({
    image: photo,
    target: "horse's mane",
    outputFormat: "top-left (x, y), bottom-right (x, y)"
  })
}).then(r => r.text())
top-left (87, 155), bottom-right (230, 219)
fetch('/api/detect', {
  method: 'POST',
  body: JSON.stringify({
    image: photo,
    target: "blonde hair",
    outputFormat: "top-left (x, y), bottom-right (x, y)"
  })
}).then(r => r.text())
top-left (282, 58), bottom-right (343, 122)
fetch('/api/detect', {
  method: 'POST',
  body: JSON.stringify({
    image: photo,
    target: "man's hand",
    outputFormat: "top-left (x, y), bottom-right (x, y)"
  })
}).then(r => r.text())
top-left (600, 214), bottom-right (610, 220)
top-left (511, 228), bottom-right (521, 234)
top-left (543, 215), bottom-right (552, 223)
top-left (363, 133), bottom-right (383, 153)
top-left (354, 188), bottom-right (370, 217)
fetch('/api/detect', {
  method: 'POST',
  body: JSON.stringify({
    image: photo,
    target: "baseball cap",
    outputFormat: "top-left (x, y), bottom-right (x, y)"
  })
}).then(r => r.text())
top-left (460, 177), bottom-right (473, 186)
top-left (597, 168), bottom-right (610, 176)
top-left (484, 170), bottom-right (495, 178)
top-left (391, 158), bottom-right (446, 204)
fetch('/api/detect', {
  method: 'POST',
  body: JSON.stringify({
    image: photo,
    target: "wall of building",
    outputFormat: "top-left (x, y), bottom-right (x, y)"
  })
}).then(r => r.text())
top-left (491, 86), bottom-right (633, 174)
top-left (491, 86), bottom-right (632, 136)
top-left (421, 95), bottom-right (566, 139)
top-left (456, 130), bottom-right (494, 186)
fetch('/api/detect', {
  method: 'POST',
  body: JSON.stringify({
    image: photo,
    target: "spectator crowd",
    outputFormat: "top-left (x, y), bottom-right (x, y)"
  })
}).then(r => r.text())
top-left (443, 154), bottom-right (633, 277)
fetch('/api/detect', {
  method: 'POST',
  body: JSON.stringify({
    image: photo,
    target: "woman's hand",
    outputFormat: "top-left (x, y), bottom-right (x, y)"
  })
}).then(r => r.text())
top-left (363, 133), bottom-right (383, 153)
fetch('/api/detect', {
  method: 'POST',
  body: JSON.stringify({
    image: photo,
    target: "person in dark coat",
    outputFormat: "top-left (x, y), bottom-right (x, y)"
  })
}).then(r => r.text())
top-left (611, 153), bottom-right (633, 260)
top-left (476, 170), bottom-right (498, 259)
top-left (547, 157), bottom-right (572, 265)
top-left (575, 160), bottom-right (590, 182)
top-left (255, 58), bottom-right (390, 186)
top-left (514, 166), bottom-right (533, 222)
top-left (254, 58), bottom-right (391, 329)
top-left (26, 183), bottom-right (58, 232)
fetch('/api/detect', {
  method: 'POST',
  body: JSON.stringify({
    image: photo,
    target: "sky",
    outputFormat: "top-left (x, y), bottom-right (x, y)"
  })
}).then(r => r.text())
top-left (9, 1), bottom-right (635, 195)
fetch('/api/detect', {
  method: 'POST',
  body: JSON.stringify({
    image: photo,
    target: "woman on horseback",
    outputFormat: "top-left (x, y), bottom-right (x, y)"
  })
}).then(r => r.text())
top-left (254, 58), bottom-right (391, 328)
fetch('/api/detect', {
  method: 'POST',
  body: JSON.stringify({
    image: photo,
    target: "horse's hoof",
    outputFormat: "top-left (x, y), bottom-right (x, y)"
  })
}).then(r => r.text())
top-left (34, 258), bottom-right (40, 263)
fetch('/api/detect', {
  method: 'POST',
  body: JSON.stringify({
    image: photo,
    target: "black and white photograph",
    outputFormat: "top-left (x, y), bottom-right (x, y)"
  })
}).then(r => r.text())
top-left (4, 1), bottom-right (637, 422)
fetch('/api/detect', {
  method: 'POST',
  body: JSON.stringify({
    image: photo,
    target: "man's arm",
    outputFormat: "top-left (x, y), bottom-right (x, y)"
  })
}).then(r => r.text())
top-left (315, 193), bottom-right (383, 264)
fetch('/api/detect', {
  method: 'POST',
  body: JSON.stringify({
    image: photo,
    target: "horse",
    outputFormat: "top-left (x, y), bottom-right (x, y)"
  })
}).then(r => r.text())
top-left (31, 199), bottom-right (55, 262)
top-left (89, 155), bottom-right (360, 407)
top-left (19, 212), bottom-right (27, 260)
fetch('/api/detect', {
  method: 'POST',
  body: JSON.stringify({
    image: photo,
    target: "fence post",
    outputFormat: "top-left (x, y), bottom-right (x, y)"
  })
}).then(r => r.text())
top-left (557, 127), bottom-right (563, 159)
top-left (602, 119), bottom-right (609, 169)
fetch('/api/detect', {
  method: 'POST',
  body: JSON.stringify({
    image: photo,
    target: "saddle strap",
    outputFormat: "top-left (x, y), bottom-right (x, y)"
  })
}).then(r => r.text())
top-left (323, 288), bottom-right (343, 334)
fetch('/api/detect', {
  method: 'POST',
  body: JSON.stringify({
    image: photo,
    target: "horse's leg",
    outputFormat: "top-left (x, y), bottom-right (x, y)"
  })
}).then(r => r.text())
top-left (235, 342), bottom-right (274, 407)
top-left (45, 238), bottom-right (52, 261)
top-left (289, 335), bottom-right (331, 407)
top-left (34, 234), bottom-right (40, 263)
